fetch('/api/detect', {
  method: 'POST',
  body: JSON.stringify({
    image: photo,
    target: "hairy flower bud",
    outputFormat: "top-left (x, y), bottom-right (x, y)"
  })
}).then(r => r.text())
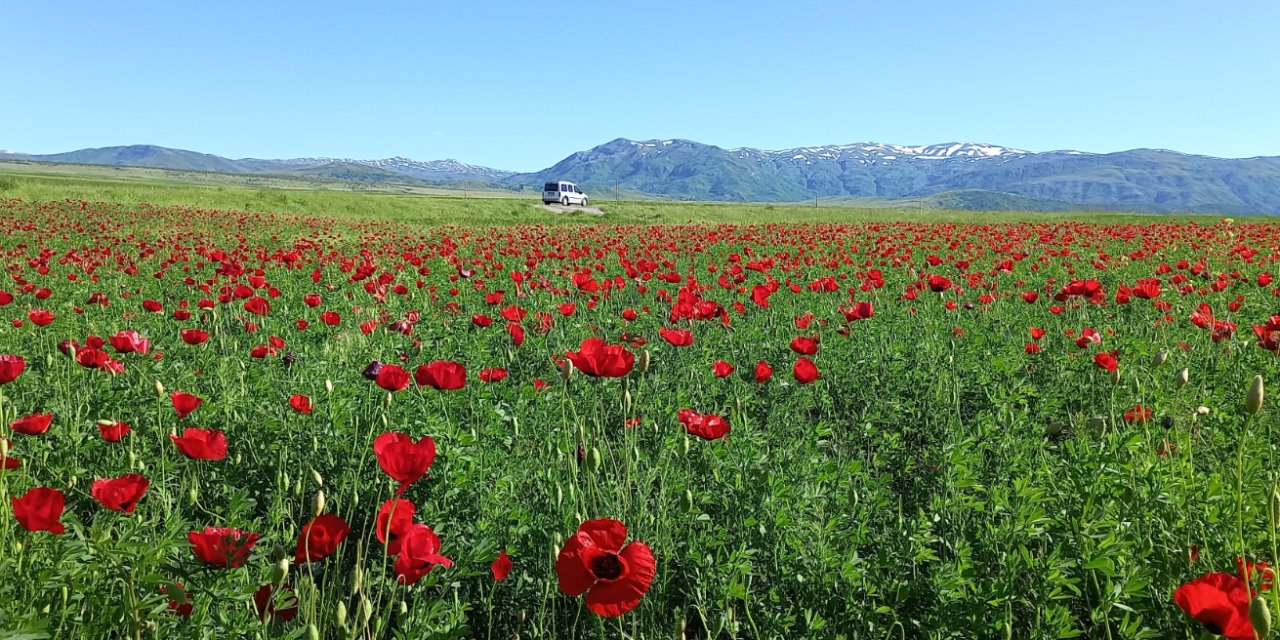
top-left (1248, 375), bottom-right (1265, 415)
top-left (1176, 368), bottom-right (1189, 389)
top-left (1152, 350), bottom-right (1169, 366)
top-left (154, 380), bottom-right (166, 397)
top-left (1252, 595), bottom-right (1272, 639)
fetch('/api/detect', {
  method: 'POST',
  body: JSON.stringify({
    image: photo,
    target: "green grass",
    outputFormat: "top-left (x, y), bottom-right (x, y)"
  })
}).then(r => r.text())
top-left (0, 161), bottom-right (1231, 226)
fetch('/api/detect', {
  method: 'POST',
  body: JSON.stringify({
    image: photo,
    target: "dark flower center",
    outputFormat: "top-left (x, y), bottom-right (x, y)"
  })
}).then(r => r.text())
top-left (1203, 621), bottom-right (1224, 635)
top-left (591, 552), bottom-right (624, 580)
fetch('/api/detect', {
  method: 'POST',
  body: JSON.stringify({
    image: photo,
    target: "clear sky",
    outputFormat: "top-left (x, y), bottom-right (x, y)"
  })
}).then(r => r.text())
top-left (4, 1), bottom-right (1278, 171)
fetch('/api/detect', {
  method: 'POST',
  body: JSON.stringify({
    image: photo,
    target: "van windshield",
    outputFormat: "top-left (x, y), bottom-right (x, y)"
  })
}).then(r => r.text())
top-left (543, 182), bottom-right (559, 192)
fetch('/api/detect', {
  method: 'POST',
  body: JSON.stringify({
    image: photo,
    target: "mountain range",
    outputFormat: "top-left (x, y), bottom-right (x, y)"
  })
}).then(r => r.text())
top-left (4, 139), bottom-right (1280, 213)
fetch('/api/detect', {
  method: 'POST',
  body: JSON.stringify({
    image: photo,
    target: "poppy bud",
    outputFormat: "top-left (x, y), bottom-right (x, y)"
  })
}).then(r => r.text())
top-left (1043, 422), bottom-right (1064, 437)
top-left (234, 453), bottom-right (242, 465)
top-left (1152, 350), bottom-right (1169, 366)
top-left (1176, 368), bottom-right (1189, 389)
top-left (0, 439), bottom-right (7, 458)
top-left (555, 484), bottom-right (563, 506)
top-left (640, 349), bottom-right (652, 373)
top-left (325, 379), bottom-right (334, 394)
top-left (396, 600), bottom-right (409, 624)
top-left (314, 490), bottom-right (326, 516)
top-left (560, 359), bottom-right (573, 383)
top-left (68, 475), bottom-right (77, 488)
top-left (589, 447), bottom-right (602, 472)
top-left (1271, 488), bottom-right (1280, 530)
top-left (1252, 595), bottom-right (1272, 638)
top-left (1247, 375), bottom-right (1265, 415)
top-left (520, 609), bottom-right (526, 624)
top-left (1110, 368), bottom-right (1121, 385)
top-left (360, 596), bottom-right (374, 624)
top-left (308, 625), bottom-right (321, 640)
top-left (154, 380), bottom-right (165, 397)
top-left (312, 469), bottom-right (324, 487)
top-left (127, 451), bottom-right (137, 467)
top-left (13, 542), bottom-right (21, 553)
top-left (188, 485), bottom-right (198, 504)
top-left (1196, 406), bottom-right (1211, 416)
top-left (271, 543), bottom-right (289, 562)
top-left (624, 389), bottom-right (632, 412)
top-left (513, 416), bottom-right (520, 437)
top-left (336, 601), bottom-right (348, 627)
top-left (682, 489), bottom-right (694, 511)
top-left (270, 558), bottom-right (289, 585)
top-left (352, 567), bottom-right (364, 593)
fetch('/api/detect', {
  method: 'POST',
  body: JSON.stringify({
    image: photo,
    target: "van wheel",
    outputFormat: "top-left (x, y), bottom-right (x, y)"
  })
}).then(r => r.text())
top-left (582, 198), bottom-right (589, 207)
top-left (561, 197), bottom-right (569, 207)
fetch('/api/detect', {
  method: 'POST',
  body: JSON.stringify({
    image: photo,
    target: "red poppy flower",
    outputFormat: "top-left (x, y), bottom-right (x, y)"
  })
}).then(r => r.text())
top-left (843, 301), bottom-right (874, 321)
top-left (294, 514), bottom-right (351, 563)
top-left (109, 330), bottom-right (151, 355)
top-left (1124, 405), bottom-right (1152, 424)
top-left (789, 336), bottom-right (819, 355)
top-left (492, 549), bottom-right (512, 582)
top-left (319, 310), bottom-right (341, 326)
top-left (1174, 572), bottom-right (1254, 639)
top-left (252, 583), bottom-right (298, 622)
top-left (373, 432), bottom-right (436, 494)
top-left (533, 379), bottom-right (549, 392)
top-left (11, 486), bottom-right (65, 534)
top-left (188, 527), bottom-right (260, 568)
top-left (415, 361), bottom-right (467, 390)
top-left (711, 360), bottom-right (735, 378)
top-left (659, 328), bottom-right (694, 347)
top-left (507, 322), bottom-right (526, 346)
top-left (170, 428), bottom-right (228, 460)
top-left (0, 355), bottom-right (25, 384)
top-left (394, 524), bottom-right (453, 585)
top-left (753, 360), bottom-right (773, 384)
top-left (375, 364), bottom-right (412, 392)
top-left (98, 421), bottom-right (132, 442)
top-left (11, 413), bottom-right (52, 435)
top-left (303, 294), bottom-right (322, 307)
top-left (1094, 352), bottom-right (1119, 372)
top-left (180, 329), bottom-right (209, 345)
top-left (1021, 291), bottom-right (1039, 303)
top-left (1028, 327), bottom-right (1045, 341)
top-left (171, 391), bottom-right (202, 419)
top-left (91, 473), bottom-right (150, 513)
top-left (27, 309), bottom-right (55, 326)
top-left (376, 497), bottom-right (416, 555)
top-left (472, 313), bottom-right (493, 327)
top-left (927, 275), bottom-right (952, 292)
top-left (793, 358), bottom-right (819, 384)
top-left (678, 410), bottom-right (731, 440)
top-left (566, 337), bottom-right (635, 378)
top-left (1025, 343), bottom-right (1041, 354)
top-left (289, 394), bottom-right (312, 414)
top-left (478, 367), bottom-right (508, 383)
top-left (556, 518), bottom-right (656, 617)
top-left (243, 296), bottom-right (271, 316)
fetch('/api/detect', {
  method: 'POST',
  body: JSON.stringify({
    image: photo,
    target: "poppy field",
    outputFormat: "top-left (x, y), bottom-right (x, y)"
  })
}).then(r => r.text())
top-left (3, 197), bottom-right (1280, 639)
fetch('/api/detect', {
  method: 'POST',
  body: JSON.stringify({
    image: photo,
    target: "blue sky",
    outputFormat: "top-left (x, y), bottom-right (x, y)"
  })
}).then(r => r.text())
top-left (4, 1), bottom-right (1278, 171)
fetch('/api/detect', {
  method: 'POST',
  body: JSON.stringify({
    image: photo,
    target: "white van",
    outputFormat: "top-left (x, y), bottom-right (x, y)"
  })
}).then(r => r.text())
top-left (543, 181), bottom-right (589, 206)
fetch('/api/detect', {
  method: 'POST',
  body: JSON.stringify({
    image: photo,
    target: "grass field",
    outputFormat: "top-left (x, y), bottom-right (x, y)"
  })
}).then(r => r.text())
top-left (0, 161), bottom-right (1210, 226)
top-left (0, 170), bottom-right (1277, 639)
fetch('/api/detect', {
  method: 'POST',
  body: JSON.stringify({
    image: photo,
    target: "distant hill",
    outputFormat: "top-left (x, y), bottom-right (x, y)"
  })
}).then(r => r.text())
top-left (5, 139), bottom-right (1279, 213)
top-left (506, 138), bottom-right (1280, 213)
